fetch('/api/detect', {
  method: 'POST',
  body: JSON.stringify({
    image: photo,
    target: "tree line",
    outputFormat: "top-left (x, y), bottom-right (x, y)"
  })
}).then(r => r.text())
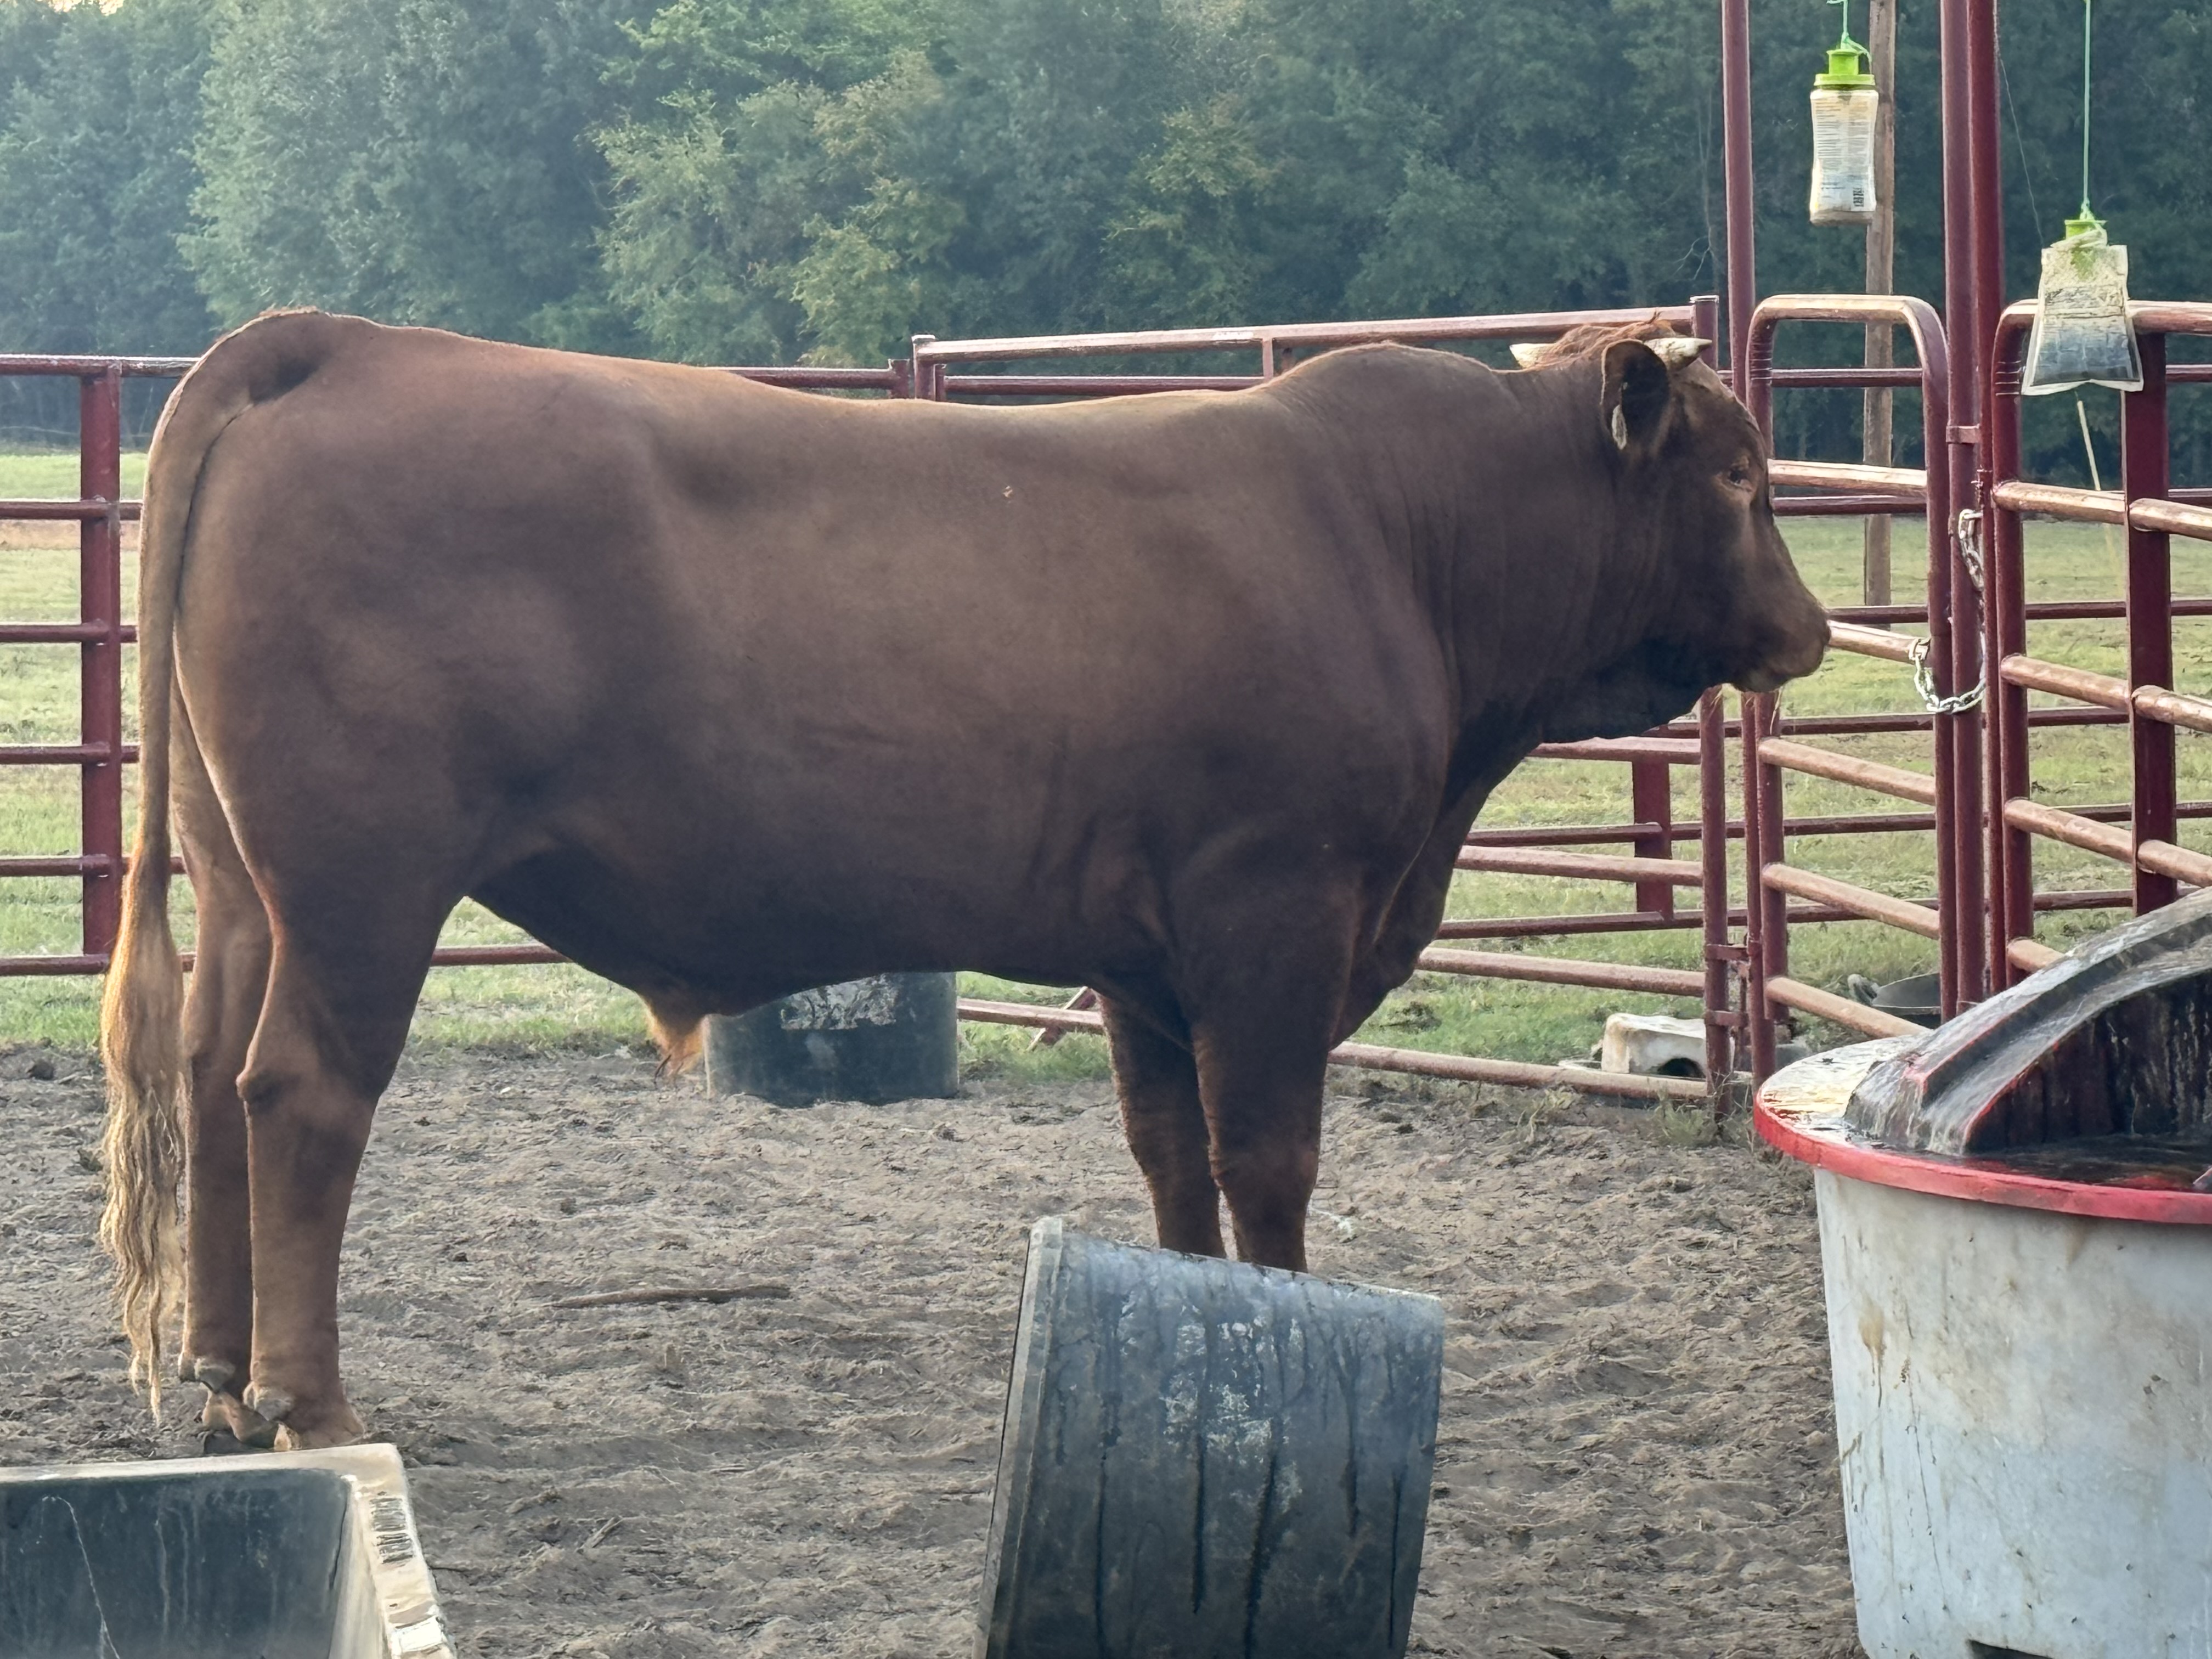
top-left (2, 0), bottom-right (2207, 475)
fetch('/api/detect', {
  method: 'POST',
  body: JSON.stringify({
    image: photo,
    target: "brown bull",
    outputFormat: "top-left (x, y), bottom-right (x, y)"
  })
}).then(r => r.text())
top-left (100, 311), bottom-right (1825, 1447)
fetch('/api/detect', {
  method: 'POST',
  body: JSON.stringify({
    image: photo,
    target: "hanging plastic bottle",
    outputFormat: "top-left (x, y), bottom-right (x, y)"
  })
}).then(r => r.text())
top-left (1809, 2), bottom-right (1878, 227)
top-left (2023, 2), bottom-right (2141, 394)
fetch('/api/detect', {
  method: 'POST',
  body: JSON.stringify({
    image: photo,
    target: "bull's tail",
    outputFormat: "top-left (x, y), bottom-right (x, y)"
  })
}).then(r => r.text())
top-left (97, 309), bottom-right (356, 1409)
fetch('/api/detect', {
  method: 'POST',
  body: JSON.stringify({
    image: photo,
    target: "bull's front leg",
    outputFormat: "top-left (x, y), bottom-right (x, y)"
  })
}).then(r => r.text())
top-left (1099, 994), bottom-right (1224, 1257)
top-left (1178, 887), bottom-right (1362, 1272)
top-left (1338, 771), bottom-right (1505, 1038)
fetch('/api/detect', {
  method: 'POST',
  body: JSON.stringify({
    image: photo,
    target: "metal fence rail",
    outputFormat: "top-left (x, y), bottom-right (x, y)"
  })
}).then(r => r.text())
top-left (1985, 301), bottom-right (2212, 984)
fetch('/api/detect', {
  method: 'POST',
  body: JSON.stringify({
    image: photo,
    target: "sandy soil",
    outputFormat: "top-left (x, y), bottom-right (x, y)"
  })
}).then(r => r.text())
top-left (0, 1041), bottom-right (1862, 1657)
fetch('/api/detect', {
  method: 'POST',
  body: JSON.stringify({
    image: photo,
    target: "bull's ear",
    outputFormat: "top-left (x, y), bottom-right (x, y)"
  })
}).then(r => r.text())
top-left (1600, 339), bottom-right (1675, 455)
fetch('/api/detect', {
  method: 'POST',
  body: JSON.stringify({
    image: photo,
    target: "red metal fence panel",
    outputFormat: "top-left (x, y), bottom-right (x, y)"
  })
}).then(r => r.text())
top-left (1984, 302), bottom-right (2212, 986)
top-left (31, 294), bottom-right (2203, 1097)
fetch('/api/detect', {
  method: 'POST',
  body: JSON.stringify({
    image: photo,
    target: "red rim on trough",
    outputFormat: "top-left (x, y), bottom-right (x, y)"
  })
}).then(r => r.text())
top-left (1755, 1096), bottom-right (2212, 1226)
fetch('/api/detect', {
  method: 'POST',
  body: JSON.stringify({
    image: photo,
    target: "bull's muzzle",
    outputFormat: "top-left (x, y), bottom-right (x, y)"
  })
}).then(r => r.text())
top-left (1734, 617), bottom-right (1830, 694)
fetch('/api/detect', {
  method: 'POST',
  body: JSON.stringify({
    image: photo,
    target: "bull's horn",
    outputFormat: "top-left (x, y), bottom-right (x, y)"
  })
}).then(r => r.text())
top-left (1508, 343), bottom-right (1548, 369)
top-left (1650, 336), bottom-right (1712, 368)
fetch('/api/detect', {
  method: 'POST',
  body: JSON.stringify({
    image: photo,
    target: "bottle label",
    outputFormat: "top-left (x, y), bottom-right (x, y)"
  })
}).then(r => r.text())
top-left (1809, 89), bottom-right (1879, 225)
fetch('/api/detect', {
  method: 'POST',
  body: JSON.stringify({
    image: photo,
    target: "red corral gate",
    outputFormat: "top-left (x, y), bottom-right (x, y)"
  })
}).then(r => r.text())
top-left (6, 288), bottom-right (2207, 1095)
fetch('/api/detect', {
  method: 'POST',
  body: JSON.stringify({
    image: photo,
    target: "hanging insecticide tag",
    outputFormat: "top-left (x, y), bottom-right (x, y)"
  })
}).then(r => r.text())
top-left (2022, 215), bottom-right (2142, 394)
top-left (1809, 38), bottom-right (1878, 226)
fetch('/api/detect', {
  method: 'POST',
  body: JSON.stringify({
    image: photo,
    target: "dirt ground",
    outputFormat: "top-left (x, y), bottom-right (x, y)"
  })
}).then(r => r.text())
top-left (0, 1041), bottom-right (1863, 1657)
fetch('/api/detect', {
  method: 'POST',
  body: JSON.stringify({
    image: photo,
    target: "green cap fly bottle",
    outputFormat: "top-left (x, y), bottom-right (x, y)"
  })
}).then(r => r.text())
top-left (1809, 2), bottom-right (1877, 226)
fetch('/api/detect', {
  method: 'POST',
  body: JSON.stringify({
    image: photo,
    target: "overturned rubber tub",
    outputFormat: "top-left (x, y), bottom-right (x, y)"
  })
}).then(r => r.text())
top-left (1757, 894), bottom-right (2212, 1659)
top-left (977, 1217), bottom-right (1444, 1659)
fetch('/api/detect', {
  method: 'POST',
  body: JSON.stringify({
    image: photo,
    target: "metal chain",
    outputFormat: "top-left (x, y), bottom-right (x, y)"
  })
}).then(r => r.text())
top-left (1909, 633), bottom-right (1985, 714)
top-left (1955, 506), bottom-right (1985, 592)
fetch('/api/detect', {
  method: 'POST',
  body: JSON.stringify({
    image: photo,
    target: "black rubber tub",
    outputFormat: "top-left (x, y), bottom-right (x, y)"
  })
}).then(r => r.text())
top-left (978, 1217), bottom-right (1445, 1659)
top-left (0, 1443), bottom-right (449, 1659)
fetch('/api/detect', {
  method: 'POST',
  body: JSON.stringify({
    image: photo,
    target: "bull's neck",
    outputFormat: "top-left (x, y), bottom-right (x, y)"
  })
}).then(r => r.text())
top-left (1296, 356), bottom-right (1645, 747)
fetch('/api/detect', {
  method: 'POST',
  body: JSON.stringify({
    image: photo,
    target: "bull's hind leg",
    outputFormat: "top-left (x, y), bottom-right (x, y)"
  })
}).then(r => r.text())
top-left (233, 898), bottom-right (446, 1448)
top-left (1099, 996), bottom-right (1223, 1257)
top-left (178, 867), bottom-right (276, 1444)
top-left (173, 726), bottom-right (279, 1444)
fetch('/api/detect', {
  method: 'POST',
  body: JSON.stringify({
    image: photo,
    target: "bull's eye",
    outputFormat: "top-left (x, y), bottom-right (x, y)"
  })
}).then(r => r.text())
top-left (1723, 460), bottom-right (1756, 495)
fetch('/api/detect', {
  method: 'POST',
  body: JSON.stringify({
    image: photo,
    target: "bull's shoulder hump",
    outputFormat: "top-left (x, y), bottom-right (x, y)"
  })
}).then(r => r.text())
top-left (1272, 340), bottom-right (1502, 396)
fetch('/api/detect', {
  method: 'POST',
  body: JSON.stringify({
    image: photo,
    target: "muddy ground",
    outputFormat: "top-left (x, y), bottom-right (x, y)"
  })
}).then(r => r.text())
top-left (0, 1042), bottom-right (1861, 1657)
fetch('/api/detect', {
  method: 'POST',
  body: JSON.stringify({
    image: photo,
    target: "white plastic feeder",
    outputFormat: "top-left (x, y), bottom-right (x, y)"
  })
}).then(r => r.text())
top-left (1758, 895), bottom-right (2212, 1659)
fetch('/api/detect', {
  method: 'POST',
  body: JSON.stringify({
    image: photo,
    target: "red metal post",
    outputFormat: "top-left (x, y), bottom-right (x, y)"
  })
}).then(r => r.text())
top-left (1936, 0), bottom-right (1987, 1012)
top-left (1741, 693), bottom-right (1785, 1077)
top-left (1630, 757), bottom-right (1675, 919)
top-left (1720, 0), bottom-right (1756, 395)
top-left (1697, 689), bottom-right (1736, 1082)
top-left (1691, 294), bottom-right (1721, 369)
top-left (1966, 0), bottom-right (2005, 404)
top-left (80, 365), bottom-right (123, 962)
top-left (1950, 0), bottom-right (2001, 1006)
top-left (2126, 332), bottom-right (2176, 912)
top-left (1945, 562), bottom-right (1985, 1005)
top-left (1986, 317), bottom-right (2034, 983)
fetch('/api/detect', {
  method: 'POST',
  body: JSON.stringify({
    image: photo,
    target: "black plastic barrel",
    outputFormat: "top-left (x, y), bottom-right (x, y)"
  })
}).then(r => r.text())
top-left (703, 972), bottom-right (960, 1106)
top-left (978, 1218), bottom-right (1445, 1659)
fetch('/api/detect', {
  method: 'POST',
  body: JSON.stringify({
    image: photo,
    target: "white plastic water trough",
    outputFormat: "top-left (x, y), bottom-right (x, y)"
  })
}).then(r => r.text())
top-left (1757, 895), bottom-right (2212, 1659)
top-left (0, 1442), bottom-right (451, 1659)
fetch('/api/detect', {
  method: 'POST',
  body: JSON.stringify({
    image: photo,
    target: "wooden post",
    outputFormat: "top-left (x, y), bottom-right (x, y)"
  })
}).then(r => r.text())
top-left (1863, 0), bottom-right (1898, 611)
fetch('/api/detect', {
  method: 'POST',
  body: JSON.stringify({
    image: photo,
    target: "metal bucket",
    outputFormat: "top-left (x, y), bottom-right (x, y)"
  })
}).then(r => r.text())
top-left (1844, 970), bottom-right (1943, 1028)
top-left (978, 1218), bottom-right (1444, 1659)
top-left (704, 971), bottom-right (959, 1106)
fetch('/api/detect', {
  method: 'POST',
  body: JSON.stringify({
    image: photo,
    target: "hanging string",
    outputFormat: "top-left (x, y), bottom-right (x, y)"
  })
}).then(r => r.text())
top-left (2079, 0), bottom-right (2095, 221)
top-left (1999, 34), bottom-right (2046, 244)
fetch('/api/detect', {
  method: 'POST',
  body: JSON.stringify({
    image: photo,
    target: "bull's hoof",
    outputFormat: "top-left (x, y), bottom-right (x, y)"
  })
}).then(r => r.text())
top-left (200, 1386), bottom-right (280, 1449)
top-left (240, 1380), bottom-right (294, 1424)
top-left (242, 1378), bottom-right (366, 1448)
top-left (182, 1355), bottom-right (236, 1393)
top-left (272, 1415), bottom-right (367, 1452)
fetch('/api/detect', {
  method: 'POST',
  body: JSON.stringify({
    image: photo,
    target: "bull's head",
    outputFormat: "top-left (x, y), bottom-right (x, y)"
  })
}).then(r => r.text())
top-left (1523, 334), bottom-right (1829, 741)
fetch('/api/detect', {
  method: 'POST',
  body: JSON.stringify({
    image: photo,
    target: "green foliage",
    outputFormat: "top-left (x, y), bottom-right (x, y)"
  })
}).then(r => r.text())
top-left (0, 0), bottom-right (213, 358)
top-left (1, 1), bottom-right (2210, 450)
top-left (187, 0), bottom-right (652, 350)
top-left (0, 0), bottom-right (216, 441)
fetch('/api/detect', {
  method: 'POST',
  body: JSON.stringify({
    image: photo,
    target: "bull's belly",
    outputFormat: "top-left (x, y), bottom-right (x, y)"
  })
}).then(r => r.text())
top-left (466, 839), bottom-right (1152, 1016)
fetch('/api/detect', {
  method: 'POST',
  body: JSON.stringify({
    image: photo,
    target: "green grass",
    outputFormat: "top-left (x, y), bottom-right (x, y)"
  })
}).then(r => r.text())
top-left (4, 448), bottom-right (2202, 1078)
